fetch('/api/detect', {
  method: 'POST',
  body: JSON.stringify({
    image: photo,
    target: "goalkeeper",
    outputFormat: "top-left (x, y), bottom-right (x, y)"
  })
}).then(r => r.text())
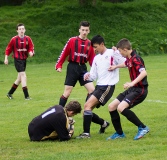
top-left (28, 101), bottom-right (82, 141)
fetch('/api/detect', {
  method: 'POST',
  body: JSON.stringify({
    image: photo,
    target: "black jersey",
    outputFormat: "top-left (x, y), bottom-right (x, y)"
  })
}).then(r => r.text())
top-left (28, 105), bottom-right (70, 141)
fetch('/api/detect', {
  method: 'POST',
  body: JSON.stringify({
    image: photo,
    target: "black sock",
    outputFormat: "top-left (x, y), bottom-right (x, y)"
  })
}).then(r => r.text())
top-left (8, 83), bottom-right (18, 94)
top-left (121, 108), bottom-right (146, 128)
top-left (92, 113), bottom-right (104, 125)
top-left (110, 110), bottom-right (123, 135)
top-left (22, 86), bottom-right (29, 98)
top-left (59, 95), bottom-right (68, 107)
top-left (83, 110), bottom-right (93, 133)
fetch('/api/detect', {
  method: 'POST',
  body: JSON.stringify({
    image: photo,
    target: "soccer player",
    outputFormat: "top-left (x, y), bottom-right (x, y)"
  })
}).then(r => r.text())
top-left (76, 35), bottom-right (125, 138)
top-left (28, 101), bottom-right (82, 141)
top-left (55, 21), bottom-right (95, 107)
top-left (106, 38), bottom-right (149, 140)
top-left (4, 23), bottom-right (34, 100)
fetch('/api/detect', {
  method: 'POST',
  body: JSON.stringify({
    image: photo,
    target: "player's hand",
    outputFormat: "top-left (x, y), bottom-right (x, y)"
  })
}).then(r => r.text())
top-left (108, 65), bottom-right (116, 71)
top-left (4, 59), bottom-right (8, 65)
top-left (68, 117), bottom-right (75, 138)
top-left (56, 68), bottom-right (62, 72)
top-left (112, 46), bottom-right (117, 51)
top-left (29, 52), bottom-right (34, 57)
top-left (84, 72), bottom-right (90, 81)
top-left (69, 129), bottom-right (74, 137)
top-left (123, 82), bottom-right (134, 89)
top-left (68, 117), bottom-right (75, 125)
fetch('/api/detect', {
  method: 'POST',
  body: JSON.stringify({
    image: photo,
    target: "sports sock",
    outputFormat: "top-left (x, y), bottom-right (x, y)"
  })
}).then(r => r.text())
top-left (110, 110), bottom-right (123, 135)
top-left (121, 108), bottom-right (146, 128)
top-left (59, 95), bottom-right (68, 107)
top-left (83, 110), bottom-right (93, 133)
top-left (91, 112), bottom-right (104, 125)
top-left (8, 83), bottom-right (18, 94)
top-left (22, 86), bottom-right (29, 98)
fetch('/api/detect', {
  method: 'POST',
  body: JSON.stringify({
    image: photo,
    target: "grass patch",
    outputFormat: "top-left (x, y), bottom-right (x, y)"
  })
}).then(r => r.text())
top-left (0, 55), bottom-right (167, 160)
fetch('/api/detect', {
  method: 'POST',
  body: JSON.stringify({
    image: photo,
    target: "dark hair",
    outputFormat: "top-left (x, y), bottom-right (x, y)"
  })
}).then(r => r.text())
top-left (65, 101), bottom-right (82, 114)
top-left (79, 21), bottom-right (90, 28)
top-left (91, 35), bottom-right (104, 46)
top-left (116, 38), bottom-right (132, 50)
top-left (16, 23), bottom-right (25, 30)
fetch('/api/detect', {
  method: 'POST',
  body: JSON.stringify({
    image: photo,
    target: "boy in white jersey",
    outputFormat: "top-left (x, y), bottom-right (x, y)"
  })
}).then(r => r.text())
top-left (76, 35), bottom-right (125, 138)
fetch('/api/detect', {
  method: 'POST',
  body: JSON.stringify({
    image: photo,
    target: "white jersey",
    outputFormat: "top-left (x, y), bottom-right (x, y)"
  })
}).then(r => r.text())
top-left (88, 49), bottom-right (125, 85)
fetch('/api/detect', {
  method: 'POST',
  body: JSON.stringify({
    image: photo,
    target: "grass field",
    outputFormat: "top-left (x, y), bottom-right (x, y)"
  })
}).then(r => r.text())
top-left (0, 55), bottom-right (167, 160)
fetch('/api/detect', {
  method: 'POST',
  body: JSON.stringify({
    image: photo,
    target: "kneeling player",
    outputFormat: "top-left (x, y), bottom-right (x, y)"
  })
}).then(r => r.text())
top-left (28, 101), bottom-right (82, 141)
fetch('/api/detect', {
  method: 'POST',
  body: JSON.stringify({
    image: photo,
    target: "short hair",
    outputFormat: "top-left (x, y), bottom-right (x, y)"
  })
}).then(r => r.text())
top-left (65, 101), bottom-right (82, 114)
top-left (116, 38), bottom-right (132, 50)
top-left (79, 21), bottom-right (90, 28)
top-left (16, 23), bottom-right (25, 30)
top-left (91, 35), bottom-right (104, 46)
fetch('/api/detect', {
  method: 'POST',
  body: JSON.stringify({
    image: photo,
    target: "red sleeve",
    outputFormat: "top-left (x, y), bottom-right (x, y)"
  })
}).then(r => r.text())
top-left (55, 38), bottom-right (71, 69)
top-left (27, 36), bottom-right (34, 54)
top-left (87, 45), bottom-right (95, 66)
top-left (5, 38), bottom-right (14, 56)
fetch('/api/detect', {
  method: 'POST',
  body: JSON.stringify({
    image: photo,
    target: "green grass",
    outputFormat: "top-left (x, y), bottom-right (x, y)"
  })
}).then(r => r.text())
top-left (0, 0), bottom-right (167, 64)
top-left (0, 55), bottom-right (167, 160)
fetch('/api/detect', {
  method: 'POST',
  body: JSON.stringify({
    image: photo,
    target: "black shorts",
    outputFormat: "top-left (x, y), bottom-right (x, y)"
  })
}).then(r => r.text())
top-left (14, 58), bottom-right (26, 72)
top-left (65, 62), bottom-right (92, 87)
top-left (92, 85), bottom-right (115, 106)
top-left (117, 86), bottom-right (148, 108)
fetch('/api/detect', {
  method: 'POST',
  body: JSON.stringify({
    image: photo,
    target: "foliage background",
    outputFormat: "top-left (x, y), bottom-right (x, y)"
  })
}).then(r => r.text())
top-left (0, 0), bottom-right (167, 64)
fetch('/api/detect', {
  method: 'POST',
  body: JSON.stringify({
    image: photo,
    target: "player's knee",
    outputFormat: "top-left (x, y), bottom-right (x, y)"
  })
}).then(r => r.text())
top-left (108, 102), bottom-right (117, 111)
top-left (84, 103), bottom-right (91, 110)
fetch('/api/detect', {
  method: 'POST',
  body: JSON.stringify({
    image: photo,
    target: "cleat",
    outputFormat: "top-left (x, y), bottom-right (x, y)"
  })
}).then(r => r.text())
top-left (7, 94), bottom-right (13, 100)
top-left (25, 97), bottom-right (32, 100)
top-left (99, 121), bottom-right (110, 134)
top-left (106, 132), bottom-right (125, 140)
top-left (134, 126), bottom-right (149, 140)
top-left (76, 133), bottom-right (90, 139)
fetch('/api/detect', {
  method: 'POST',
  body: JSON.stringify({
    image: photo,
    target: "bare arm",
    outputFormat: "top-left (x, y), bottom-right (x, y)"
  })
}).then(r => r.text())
top-left (124, 69), bottom-right (147, 89)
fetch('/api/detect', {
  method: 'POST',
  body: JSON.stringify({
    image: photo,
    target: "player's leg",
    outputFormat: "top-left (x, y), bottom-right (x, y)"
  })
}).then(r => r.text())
top-left (79, 64), bottom-right (95, 101)
top-left (7, 59), bottom-right (21, 99)
top-left (76, 95), bottom-right (98, 138)
top-left (91, 85), bottom-right (116, 134)
top-left (119, 89), bottom-right (149, 140)
top-left (84, 89), bottom-right (109, 133)
top-left (107, 96), bottom-right (125, 140)
top-left (91, 113), bottom-right (110, 134)
top-left (59, 85), bottom-right (73, 107)
top-left (59, 63), bottom-right (78, 107)
top-left (17, 59), bottom-right (31, 99)
top-left (19, 71), bottom-right (30, 99)
top-left (7, 73), bottom-right (21, 99)
top-left (84, 82), bottom-right (95, 94)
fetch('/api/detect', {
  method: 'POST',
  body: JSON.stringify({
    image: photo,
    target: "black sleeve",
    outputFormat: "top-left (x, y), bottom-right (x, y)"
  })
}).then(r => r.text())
top-left (53, 114), bottom-right (71, 141)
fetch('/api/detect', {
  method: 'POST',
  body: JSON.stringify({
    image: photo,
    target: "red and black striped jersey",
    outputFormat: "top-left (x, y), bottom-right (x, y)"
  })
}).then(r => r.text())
top-left (125, 50), bottom-right (148, 88)
top-left (5, 35), bottom-right (34, 60)
top-left (55, 36), bottom-right (95, 69)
